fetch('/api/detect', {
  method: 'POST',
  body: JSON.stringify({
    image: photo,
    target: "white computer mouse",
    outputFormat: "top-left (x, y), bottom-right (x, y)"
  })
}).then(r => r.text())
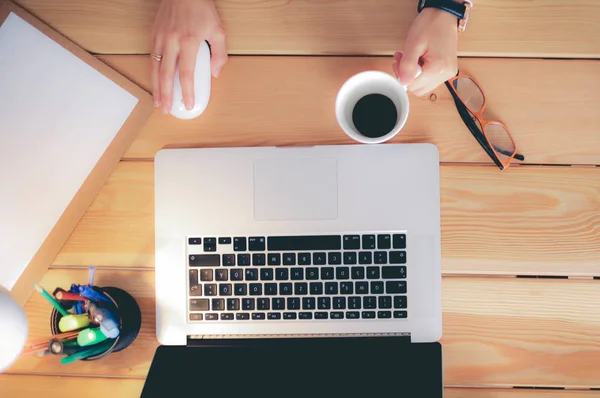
top-left (170, 41), bottom-right (211, 120)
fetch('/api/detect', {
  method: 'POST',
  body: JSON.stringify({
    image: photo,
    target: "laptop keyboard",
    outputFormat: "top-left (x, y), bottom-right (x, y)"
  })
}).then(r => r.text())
top-left (187, 233), bottom-right (408, 321)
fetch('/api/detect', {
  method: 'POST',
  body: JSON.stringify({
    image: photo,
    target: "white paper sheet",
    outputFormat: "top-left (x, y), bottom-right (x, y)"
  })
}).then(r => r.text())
top-left (0, 12), bottom-right (139, 289)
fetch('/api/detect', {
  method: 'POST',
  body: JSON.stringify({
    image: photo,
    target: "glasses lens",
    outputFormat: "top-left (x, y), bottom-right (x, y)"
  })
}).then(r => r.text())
top-left (455, 77), bottom-right (484, 113)
top-left (484, 122), bottom-right (515, 163)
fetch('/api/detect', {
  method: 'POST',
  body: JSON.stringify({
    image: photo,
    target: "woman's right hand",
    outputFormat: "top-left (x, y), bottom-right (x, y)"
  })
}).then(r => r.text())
top-left (151, 0), bottom-right (228, 114)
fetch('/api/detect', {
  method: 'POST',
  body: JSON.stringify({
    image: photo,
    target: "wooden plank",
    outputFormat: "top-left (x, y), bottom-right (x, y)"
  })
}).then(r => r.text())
top-left (53, 161), bottom-right (600, 277)
top-left (6, 269), bottom-right (600, 388)
top-left (445, 389), bottom-right (600, 398)
top-left (98, 55), bottom-right (600, 166)
top-left (15, 0), bottom-right (600, 57)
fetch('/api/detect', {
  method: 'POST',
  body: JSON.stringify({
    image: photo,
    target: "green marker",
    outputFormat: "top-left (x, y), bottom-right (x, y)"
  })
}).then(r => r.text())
top-left (77, 327), bottom-right (107, 347)
top-left (61, 339), bottom-right (112, 364)
top-left (34, 283), bottom-right (69, 316)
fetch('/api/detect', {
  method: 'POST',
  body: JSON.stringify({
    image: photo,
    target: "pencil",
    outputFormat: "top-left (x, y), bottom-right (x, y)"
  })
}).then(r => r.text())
top-left (34, 283), bottom-right (69, 316)
top-left (55, 291), bottom-right (86, 301)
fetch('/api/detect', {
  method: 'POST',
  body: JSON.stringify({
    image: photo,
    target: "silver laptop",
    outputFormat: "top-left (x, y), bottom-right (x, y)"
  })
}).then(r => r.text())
top-left (154, 143), bottom-right (441, 346)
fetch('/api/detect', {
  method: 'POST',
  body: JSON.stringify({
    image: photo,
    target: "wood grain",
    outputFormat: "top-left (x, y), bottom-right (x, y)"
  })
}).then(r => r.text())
top-left (15, 0), bottom-right (600, 57)
top-left (6, 269), bottom-right (600, 388)
top-left (97, 55), bottom-right (600, 166)
top-left (52, 161), bottom-right (600, 277)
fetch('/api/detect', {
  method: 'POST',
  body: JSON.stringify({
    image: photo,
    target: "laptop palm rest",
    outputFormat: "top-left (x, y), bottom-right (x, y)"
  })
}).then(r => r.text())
top-left (141, 337), bottom-right (442, 397)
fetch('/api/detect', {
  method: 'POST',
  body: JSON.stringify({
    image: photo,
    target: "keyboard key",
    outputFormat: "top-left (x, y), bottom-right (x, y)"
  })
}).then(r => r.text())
top-left (374, 251), bottom-right (387, 264)
top-left (280, 283), bottom-right (293, 295)
top-left (219, 284), bottom-right (232, 296)
top-left (390, 251), bottom-right (407, 264)
top-left (343, 235), bottom-right (361, 250)
top-left (346, 311), bottom-right (360, 319)
top-left (287, 298), bottom-right (300, 310)
top-left (200, 269), bottom-right (213, 281)
top-left (349, 297), bottom-right (362, 309)
top-left (249, 283), bottom-right (263, 296)
top-left (221, 313), bottom-right (234, 320)
top-left (378, 296), bottom-right (392, 309)
top-left (236, 313), bottom-right (250, 320)
top-left (298, 253), bottom-right (311, 265)
top-left (223, 254), bottom-right (236, 266)
top-left (189, 237), bottom-right (201, 245)
top-left (313, 252), bottom-right (326, 265)
top-left (189, 269), bottom-right (200, 296)
top-left (276, 268), bottom-right (289, 281)
top-left (333, 297), bottom-right (346, 310)
top-left (231, 269), bottom-right (244, 281)
top-left (367, 266), bottom-right (380, 279)
top-left (314, 312), bottom-right (329, 319)
top-left (352, 267), bottom-right (365, 279)
top-left (257, 298), bottom-right (270, 310)
top-left (268, 312), bottom-right (281, 320)
top-left (359, 252), bottom-right (372, 264)
top-left (325, 282), bottom-right (338, 295)
top-left (283, 253), bottom-right (296, 265)
top-left (205, 313), bottom-right (218, 321)
top-left (393, 311), bottom-right (408, 319)
top-left (245, 269), bottom-right (259, 281)
top-left (371, 281), bottom-right (384, 294)
top-left (291, 268), bottom-right (304, 280)
top-left (242, 298), bottom-right (255, 310)
top-left (227, 298), bottom-right (240, 311)
top-left (393, 234), bottom-right (406, 249)
top-left (273, 298), bottom-right (285, 310)
top-left (219, 237), bottom-right (232, 245)
top-left (204, 238), bottom-right (217, 252)
top-left (386, 281), bottom-right (407, 294)
top-left (248, 237), bottom-right (266, 251)
top-left (321, 267), bottom-right (334, 280)
top-left (212, 298), bottom-right (225, 311)
top-left (318, 297), bottom-right (331, 309)
top-left (294, 282), bottom-right (308, 295)
top-left (362, 235), bottom-right (376, 249)
top-left (382, 266), bottom-right (406, 279)
top-left (189, 299), bottom-right (209, 311)
top-left (377, 234), bottom-right (391, 249)
top-left (234, 283), bottom-right (247, 296)
top-left (268, 253), bottom-right (281, 266)
top-left (363, 296), bottom-right (377, 309)
top-left (336, 267), bottom-right (350, 280)
top-left (283, 312), bottom-right (297, 320)
top-left (394, 296), bottom-right (408, 309)
top-left (309, 282), bottom-right (323, 295)
top-left (344, 252), bottom-right (357, 265)
top-left (189, 313), bottom-right (202, 321)
top-left (205, 284), bottom-right (217, 296)
top-left (233, 237), bottom-right (247, 251)
top-left (265, 283), bottom-right (278, 295)
top-left (340, 282), bottom-right (353, 294)
top-left (216, 269), bottom-right (228, 281)
top-left (268, 235), bottom-right (341, 251)
top-left (238, 254), bottom-right (251, 266)
top-left (328, 252), bottom-right (342, 265)
top-left (356, 282), bottom-right (368, 294)
top-left (299, 312), bottom-right (313, 320)
top-left (362, 311), bottom-right (376, 319)
top-left (302, 297), bottom-right (316, 310)
top-left (377, 311), bottom-right (392, 319)
top-left (330, 312), bottom-right (344, 319)
top-left (252, 313), bottom-right (266, 320)
top-left (260, 268), bottom-right (274, 281)
top-left (306, 268), bottom-right (319, 280)
top-left (189, 254), bottom-right (220, 267)
top-left (252, 253), bottom-right (266, 266)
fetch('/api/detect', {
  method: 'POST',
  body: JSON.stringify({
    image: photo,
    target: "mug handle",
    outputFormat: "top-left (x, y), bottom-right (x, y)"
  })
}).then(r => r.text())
top-left (392, 51), bottom-right (422, 91)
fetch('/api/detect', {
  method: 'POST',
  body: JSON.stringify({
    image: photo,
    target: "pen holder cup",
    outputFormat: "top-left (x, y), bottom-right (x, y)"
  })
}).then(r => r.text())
top-left (49, 286), bottom-right (142, 361)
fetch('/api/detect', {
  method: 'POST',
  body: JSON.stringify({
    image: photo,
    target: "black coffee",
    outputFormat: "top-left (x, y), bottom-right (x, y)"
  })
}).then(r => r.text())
top-left (352, 94), bottom-right (398, 138)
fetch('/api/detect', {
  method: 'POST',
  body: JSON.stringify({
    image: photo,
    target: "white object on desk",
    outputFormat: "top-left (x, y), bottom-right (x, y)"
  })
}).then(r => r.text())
top-left (0, 12), bottom-right (139, 289)
top-left (170, 40), bottom-right (211, 120)
top-left (0, 286), bottom-right (27, 372)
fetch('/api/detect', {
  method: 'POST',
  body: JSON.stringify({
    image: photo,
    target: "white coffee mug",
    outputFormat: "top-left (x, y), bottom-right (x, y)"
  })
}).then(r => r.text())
top-left (335, 52), bottom-right (420, 144)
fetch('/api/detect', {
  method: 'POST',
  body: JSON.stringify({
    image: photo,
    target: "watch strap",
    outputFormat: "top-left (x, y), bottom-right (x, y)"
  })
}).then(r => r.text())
top-left (418, 0), bottom-right (467, 20)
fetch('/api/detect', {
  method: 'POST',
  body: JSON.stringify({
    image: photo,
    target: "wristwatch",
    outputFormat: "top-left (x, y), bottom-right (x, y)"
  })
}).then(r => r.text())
top-left (418, 0), bottom-right (473, 32)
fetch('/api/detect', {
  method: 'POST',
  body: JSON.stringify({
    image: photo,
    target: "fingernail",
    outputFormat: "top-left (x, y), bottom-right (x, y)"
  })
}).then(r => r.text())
top-left (214, 68), bottom-right (221, 78)
top-left (154, 100), bottom-right (160, 108)
top-left (162, 105), bottom-right (169, 115)
top-left (185, 100), bottom-right (193, 110)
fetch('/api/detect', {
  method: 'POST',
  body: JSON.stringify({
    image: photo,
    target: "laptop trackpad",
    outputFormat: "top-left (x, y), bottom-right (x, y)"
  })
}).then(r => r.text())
top-left (254, 158), bottom-right (338, 221)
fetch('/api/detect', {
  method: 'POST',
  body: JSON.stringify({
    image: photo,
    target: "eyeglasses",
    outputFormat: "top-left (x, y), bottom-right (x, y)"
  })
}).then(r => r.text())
top-left (445, 74), bottom-right (524, 170)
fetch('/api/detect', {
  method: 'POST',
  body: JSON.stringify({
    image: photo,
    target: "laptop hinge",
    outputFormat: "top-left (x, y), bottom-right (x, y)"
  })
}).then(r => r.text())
top-left (188, 332), bottom-right (410, 341)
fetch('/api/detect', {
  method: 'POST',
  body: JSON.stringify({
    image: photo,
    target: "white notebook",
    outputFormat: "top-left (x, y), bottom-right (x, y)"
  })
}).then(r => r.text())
top-left (0, 12), bottom-right (139, 289)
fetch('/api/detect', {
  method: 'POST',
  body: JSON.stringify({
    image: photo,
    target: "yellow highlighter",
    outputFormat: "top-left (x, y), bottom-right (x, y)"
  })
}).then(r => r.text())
top-left (58, 314), bottom-right (90, 332)
top-left (77, 327), bottom-right (108, 347)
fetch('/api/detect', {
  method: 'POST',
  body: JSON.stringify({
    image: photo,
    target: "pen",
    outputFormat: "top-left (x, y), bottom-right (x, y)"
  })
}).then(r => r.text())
top-left (58, 314), bottom-right (90, 333)
top-left (61, 339), bottom-right (112, 364)
top-left (77, 327), bottom-right (108, 347)
top-left (34, 283), bottom-right (69, 316)
top-left (88, 266), bottom-right (96, 286)
top-left (55, 290), bottom-right (86, 301)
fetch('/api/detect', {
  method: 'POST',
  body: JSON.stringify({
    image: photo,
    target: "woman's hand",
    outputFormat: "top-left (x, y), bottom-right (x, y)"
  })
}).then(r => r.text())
top-left (397, 8), bottom-right (459, 96)
top-left (151, 0), bottom-right (228, 114)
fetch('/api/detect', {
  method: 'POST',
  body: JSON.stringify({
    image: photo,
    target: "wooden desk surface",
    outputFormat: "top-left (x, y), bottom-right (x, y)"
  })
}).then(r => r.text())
top-left (2, 0), bottom-right (600, 396)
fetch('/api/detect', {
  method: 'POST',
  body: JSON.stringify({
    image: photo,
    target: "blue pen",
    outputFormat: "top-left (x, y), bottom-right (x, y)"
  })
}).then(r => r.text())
top-left (78, 286), bottom-right (111, 303)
